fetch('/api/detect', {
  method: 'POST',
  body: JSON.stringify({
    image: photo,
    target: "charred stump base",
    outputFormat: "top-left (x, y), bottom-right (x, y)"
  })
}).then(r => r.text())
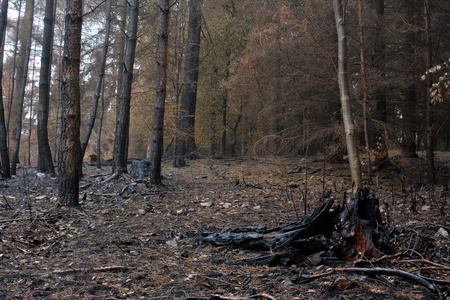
top-left (201, 188), bottom-right (392, 265)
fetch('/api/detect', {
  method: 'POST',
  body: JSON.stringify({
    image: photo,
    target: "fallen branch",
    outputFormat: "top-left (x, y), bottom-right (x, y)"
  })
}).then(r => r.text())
top-left (102, 172), bottom-right (121, 183)
top-left (298, 267), bottom-right (441, 297)
top-left (0, 265), bottom-right (135, 279)
top-left (185, 294), bottom-right (277, 300)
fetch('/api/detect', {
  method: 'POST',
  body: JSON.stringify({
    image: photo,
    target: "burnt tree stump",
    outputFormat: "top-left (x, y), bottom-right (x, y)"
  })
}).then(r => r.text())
top-left (202, 188), bottom-right (392, 265)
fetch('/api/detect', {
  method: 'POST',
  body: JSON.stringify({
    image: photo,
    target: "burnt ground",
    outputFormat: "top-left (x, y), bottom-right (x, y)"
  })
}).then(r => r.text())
top-left (0, 153), bottom-right (449, 299)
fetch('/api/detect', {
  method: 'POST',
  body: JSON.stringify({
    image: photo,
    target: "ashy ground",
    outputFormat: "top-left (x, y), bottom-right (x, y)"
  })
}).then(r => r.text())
top-left (0, 153), bottom-right (449, 299)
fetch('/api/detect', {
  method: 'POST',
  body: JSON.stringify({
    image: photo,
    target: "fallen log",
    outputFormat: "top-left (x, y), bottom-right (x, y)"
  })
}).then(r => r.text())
top-left (202, 197), bottom-right (342, 252)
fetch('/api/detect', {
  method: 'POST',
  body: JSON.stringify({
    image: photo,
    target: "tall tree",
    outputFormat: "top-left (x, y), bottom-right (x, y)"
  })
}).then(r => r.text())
top-left (174, 0), bottom-right (202, 167)
top-left (149, 0), bottom-right (170, 185)
top-left (6, 0), bottom-right (22, 146)
top-left (80, 0), bottom-right (111, 160)
top-left (0, 0), bottom-right (10, 178)
top-left (423, 0), bottom-right (436, 184)
top-left (10, 0), bottom-right (34, 175)
top-left (112, 0), bottom-right (139, 174)
top-left (333, 0), bottom-right (362, 190)
top-left (37, 0), bottom-right (56, 175)
top-left (58, 0), bottom-right (83, 206)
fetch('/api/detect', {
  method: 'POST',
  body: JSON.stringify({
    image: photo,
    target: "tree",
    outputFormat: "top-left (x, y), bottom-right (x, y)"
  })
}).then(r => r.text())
top-left (423, 0), bottom-right (436, 185)
top-left (58, 0), bottom-right (83, 207)
top-left (80, 0), bottom-right (111, 160)
top-left (149, 0), bottom-right (171, 185)
top-left (112, 0), bottom-right (139, 174)
top-left (37, 0), bottom-right (56, 175)
top-left (10, 0), bottom-right (34, 175)
top-left (174, 0), bottom-right (202, 167)
top-left (0, 0), bottom-right (10, 178)
top-left (6, 0), bottom-right (22, 147)
top-left (333, 0), bottom-right (362, 190)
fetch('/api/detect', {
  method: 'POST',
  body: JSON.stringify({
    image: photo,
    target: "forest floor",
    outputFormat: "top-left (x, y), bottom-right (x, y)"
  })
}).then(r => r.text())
top-left (0, 152), bottom-right (449, 299)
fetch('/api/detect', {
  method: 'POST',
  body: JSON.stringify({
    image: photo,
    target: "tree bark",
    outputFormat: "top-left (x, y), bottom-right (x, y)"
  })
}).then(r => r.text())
top-left (149, 0), bottom-right (170, 185)
top-left (37, 0), bottom-right (56, 175)
top-left (80, 0), bottom-right (111, 160)
top-left (423, 0), bottom-right (436, 184)
top-left (0, 0), bottom-right (11, 178)
top-left (112, 0), bottom-right (139, 174)
top-left (333, 0), bottom-right (363, 191)
top-left (11, 0), bottom-right (34, 175)
top-left (174, 0), bottom-right (202, 167)
top-left (58, 0), bottom-right (83, 207)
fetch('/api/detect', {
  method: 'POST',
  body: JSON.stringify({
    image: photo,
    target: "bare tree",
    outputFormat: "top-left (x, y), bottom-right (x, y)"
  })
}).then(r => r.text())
top-left (149, 0), bottom-right (171, 185)
top-left (112, 0), bottom-right (139, 174)
top-left (0, 0), bottom-right (10, 178)
top-left (174, 0), bottom-right (202, 167)
top-left (11, 0), bottom-right (35, 175)
top-left (80, 0), bottom-right (111, 160)
top-left (37, 0), bottom-right (56, 175)
top-left (58, 0), bottom-right (83, 206)
top-left (333, 0), bottom-right (362, 190)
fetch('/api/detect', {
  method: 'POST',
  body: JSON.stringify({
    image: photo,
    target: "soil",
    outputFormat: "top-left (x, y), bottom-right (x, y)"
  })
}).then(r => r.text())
top-left (0, 153), bottom-right (449, 299)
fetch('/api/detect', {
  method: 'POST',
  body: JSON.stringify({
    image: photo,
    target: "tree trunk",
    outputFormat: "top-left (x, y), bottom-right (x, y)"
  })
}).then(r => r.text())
top-left (11, 0), bottom-right (34, 175)
top-left (371, 0), bottom-right (389, 169)
top-left (333, 0), bottom-right (363, 191)
top-left (27, 46), bottom-right (37, 165)
top-left (171, 0), bottom-right (185, 167)
top-left (112, 0), bottom-right (139, 174)
top-left (0, 0), bottom-right (10, 178)
top-left (37, 0), bottom-right (56, 175)
top-left (357, 0), bottom-right (372, 184)
top-left (58, 0), bottom-right (83, 207)
top-left (6, 0), bottom-right (22, 148)
top-left (80, 0), bottom-right (111, 160)
top-left (149, 0), bottom-right (170, 185)
top-left (174, 0), bottom-right (202, 167)
top-left (401, 84), bottom-right (418, 157)
top-left (96, 84), bottom-right (105, 169)
top-left (423, 0), bottom-right (436, 185)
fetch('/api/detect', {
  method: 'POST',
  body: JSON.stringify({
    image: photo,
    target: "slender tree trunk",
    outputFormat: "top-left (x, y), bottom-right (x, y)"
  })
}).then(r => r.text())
top-left (0, 0), bottom-right (11, 178)
top-left (80, 0), bottom-right (111, 160)
top-left (53, 32), bottom-right (64, 163)
top-left (357, 0), bottom-right (372, 184)
top-left (149, 0), bottom-right (170, 185)
top-left (174, 0), bottom-right (202, 167)
top-left (371, 0), bottom-right (389, 169)
top-left (96, 83), bottom-right (105, 169)
top-left (6, 0), bottom-right (22, 148)
top-left (333, 0), bottom-right (363, 191)
top-left (58, 0), bottom-right (83, 207)
top-left (401, 84), bottom-right (418, 157)
top-left (114, 0), bottom-right (128, 160)
top-left (27, 46), bottom-right (37, 165)
top-left (112, 0), bottom-right (139, 174)
top-left (172, 0), bottom-right (185, 167)
top-left (423, 0), bottom-right (436, 185)
top-left (37, 0), bottom-right (56, 175)
top-left (11, 0), bottom-right (34, 175)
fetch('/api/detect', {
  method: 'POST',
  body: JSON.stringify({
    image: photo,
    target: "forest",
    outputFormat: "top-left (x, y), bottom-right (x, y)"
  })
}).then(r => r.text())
top-left (0, 0), bottom-right (449, 299)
